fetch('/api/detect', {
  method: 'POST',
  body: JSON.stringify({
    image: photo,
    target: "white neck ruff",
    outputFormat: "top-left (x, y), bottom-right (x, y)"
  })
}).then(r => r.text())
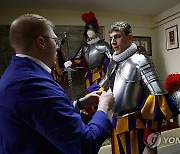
top-left (87, 37), bottom-right (100, 44)
top-left (112, 43), bottom-right (137, 62)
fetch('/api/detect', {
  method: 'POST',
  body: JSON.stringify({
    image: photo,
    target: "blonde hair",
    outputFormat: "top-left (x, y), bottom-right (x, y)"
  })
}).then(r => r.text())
top-left (10, 14), bottom-right (54, 51)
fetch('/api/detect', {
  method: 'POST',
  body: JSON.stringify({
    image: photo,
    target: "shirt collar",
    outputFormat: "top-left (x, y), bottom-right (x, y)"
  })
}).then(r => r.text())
top-left (16, 54), bottom-right (51, 73)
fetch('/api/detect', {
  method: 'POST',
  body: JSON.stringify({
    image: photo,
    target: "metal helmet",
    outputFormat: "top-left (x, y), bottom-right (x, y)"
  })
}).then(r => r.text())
top-left (81, 11), bottom-right (99, 40)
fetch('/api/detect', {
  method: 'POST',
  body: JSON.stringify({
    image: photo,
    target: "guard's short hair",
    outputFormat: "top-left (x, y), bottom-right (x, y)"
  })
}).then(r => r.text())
top-left (109, 21), bottom-right (132, 36)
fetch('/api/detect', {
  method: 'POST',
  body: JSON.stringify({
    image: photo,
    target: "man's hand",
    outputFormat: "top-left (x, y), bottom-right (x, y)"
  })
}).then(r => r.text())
top-left (97, 90), bottom-right (114, 113)
top-left (77, 90), bottom-right (114, 114)
top-left (79, 91), bottom-right (102, 107)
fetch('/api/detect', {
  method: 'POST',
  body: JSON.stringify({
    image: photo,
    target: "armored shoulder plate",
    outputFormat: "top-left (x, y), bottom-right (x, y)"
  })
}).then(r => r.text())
top-left (95, 40), bottom-right (112, 58)
top-left (130, 52), bottom-right (167, 95)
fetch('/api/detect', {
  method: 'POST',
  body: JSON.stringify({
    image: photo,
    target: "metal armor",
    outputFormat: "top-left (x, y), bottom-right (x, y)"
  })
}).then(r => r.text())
top-left (99, 52), bottom-right (167, 117)
top-left (74, 40), bottom-right (112, 69)
top-left (171, 90), bottom-right (180, 109)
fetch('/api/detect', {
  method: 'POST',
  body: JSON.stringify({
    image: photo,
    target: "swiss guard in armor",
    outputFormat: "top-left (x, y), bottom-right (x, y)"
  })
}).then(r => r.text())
top-left (164, 73), bottom-right (180, 127)
top-left (64, 11), bottom-right (112, 115)
top-left (165, 73), bottom-right (180, 109)
top-left (51, 39), bottom-right (66, 88)
top-left (88, 21), bottom-right (179, 154)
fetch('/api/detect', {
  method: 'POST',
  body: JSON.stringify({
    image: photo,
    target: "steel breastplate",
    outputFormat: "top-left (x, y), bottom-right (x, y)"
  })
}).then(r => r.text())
top-left (83, 40), bottom-right (110, 68)
top-left (111, 58), bottom-right (141, 117)
top-left (99, 52), bottom-right (167, 117)
top-left (84, 47), bottom-right (105, 68)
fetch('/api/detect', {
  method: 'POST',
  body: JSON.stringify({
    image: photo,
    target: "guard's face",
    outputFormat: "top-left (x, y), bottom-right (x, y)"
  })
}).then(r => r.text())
top-left (87, 29), bottom-right (96, 39)
top-left (110, 30), bottom-right (132, 54)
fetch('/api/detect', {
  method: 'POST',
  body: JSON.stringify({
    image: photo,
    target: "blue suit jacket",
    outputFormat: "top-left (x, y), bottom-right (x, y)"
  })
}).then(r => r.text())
top-left (0, 56), bottom-right (111, 154)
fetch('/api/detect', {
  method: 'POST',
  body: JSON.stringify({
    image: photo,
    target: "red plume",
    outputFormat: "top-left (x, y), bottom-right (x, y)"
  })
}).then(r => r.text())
top-left (81, 11), bottom-right (99, 30)
top-left (164, 73), bottom-right (180, 94)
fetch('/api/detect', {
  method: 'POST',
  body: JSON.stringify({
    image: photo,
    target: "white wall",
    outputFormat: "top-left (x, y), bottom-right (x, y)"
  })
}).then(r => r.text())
top-left (4, 6), bottom-right (180, 81)
top-left (0, 8), bottom-right (154, 53)
top-left (1, 5), bottom-right (180, 81)
top-left (153, 3), bottom-right (180, 81)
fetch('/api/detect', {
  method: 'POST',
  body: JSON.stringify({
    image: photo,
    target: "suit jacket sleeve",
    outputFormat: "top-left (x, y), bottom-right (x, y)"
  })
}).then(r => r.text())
top-left (15, 76), bottom-right (111, 154)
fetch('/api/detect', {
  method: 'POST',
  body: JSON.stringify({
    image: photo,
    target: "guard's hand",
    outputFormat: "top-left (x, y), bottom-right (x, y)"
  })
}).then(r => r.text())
top-left (64, 60), bottom-right (72, 68)
top-left (97, 90), bottom-right (114, 114)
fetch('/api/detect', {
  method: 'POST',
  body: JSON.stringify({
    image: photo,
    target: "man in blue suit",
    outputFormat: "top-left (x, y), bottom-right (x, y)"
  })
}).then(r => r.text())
top-left (0, 14), bottom-right (114, 154)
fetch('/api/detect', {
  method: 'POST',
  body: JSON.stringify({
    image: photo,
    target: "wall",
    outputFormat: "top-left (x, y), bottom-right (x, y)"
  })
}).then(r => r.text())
top-left (1, 6), bottom-right (180, 80)
top-left (0, 8), bottom-right (154, 100)
top-left (0, 8), bottom-right (154, 51)
top-left (153, 3), bottom-right (180, 81)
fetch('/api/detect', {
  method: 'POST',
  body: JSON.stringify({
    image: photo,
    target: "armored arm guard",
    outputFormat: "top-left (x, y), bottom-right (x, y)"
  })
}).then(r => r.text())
top-left (95, 40), bottom-right (112, 57)
top-left (139, 53), bottom-right (179, 120)
top-left (73, 45), bottom-right (87, 59)
top-left (136, 53), bottom-right (167, 95)
top-left (101, 41), bottom-right (112, 59)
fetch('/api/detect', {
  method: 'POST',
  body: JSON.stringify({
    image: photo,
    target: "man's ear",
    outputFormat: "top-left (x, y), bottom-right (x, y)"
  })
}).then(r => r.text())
top-left (128, 33), bottom-right (133, 40)
top-left (36, 36), bottom-right (45, 50)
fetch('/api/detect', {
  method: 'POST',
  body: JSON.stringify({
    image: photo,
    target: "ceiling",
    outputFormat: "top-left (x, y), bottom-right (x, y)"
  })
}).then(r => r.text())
top-left (1, 0), bottom-right (180, 16)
